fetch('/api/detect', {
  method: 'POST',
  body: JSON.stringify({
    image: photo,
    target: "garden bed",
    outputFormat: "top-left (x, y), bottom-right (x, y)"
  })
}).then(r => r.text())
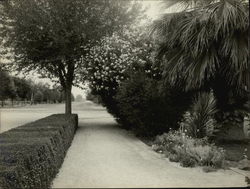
top-left (142, 130), bottom-right (250, 173)
top-left (0, 114), bottom-right (78, 189)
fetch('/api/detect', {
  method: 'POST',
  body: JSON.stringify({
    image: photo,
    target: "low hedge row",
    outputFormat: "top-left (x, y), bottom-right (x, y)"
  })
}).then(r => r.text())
top-left (0, 114), bottom-right (78, 189)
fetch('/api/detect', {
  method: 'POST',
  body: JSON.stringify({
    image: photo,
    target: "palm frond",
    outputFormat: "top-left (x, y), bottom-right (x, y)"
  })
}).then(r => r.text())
top-left (152, 0), bottom-right (249, 91)
top-left (184, 91), bottom-right (217, 138)
top-left (161, 0), bottom-right (215, 10)
top-left (206, 0), bottom-right (249, 37)
top-left (151, 12), bottom-right (189, 39)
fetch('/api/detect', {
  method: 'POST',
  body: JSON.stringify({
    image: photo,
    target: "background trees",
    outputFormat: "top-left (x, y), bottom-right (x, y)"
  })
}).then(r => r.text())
top-left (13, 77), bottom-right (32, 101)
top-left (75, 95), bottom-right (83, 102)
top-left (1, 0), bottom-right (143, 114)
top-left (0, 70), bottom-right (67, 106)
top-left (0, 70), bottom-right (15, 106)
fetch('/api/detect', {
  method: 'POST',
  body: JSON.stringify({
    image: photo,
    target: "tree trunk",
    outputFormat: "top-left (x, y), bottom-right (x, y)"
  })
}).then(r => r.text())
top-left (65, 86), bottom-right (72, 114)
top-left (30, 92), bottom-right (34, 105)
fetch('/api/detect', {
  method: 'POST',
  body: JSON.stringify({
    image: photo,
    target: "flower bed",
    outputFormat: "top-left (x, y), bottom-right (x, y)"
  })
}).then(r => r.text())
top-left (152, 130), bottom-right (225, 169)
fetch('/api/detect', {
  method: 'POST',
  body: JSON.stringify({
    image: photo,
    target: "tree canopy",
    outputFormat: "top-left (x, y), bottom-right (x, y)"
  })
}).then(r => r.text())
top-left (0, 0), bottom-right (143, 113)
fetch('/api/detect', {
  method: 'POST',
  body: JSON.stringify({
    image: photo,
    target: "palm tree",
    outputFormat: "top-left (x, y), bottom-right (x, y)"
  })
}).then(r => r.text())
top-left (152, 0), bottom-right (249, 92)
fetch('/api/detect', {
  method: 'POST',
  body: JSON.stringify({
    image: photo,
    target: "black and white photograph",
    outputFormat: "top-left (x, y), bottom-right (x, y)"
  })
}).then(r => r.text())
top-left (0, 0), bottom-right (249, 188)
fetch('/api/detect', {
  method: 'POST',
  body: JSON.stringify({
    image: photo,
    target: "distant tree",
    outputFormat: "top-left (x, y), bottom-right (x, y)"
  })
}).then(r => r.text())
top-left (0, 70), bottom-right (10, 106)
top-left (25, 79), bottom-right (36, 104)
top-left (51, 84), bottom-right (64, 103)
top-left (13, 77), bottom-right (32, 101)
top-left (1, 0), bottom-right (143, 114)
top-left (34, 90), bottom-right (44, 104)
top-left (40, 83), bottom-right (51, 103)
top-left (7, 78), bottom-right (17, 106)
top-left (49, 88), bottom-right (61, 103)
top-left (0, 70), bottom-right (16, 106)
top-left (75, 94), bottom-right (83, 102)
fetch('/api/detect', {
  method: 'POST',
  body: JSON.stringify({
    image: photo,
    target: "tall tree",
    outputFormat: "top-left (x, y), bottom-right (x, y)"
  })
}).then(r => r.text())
top-left (1, 0), bottom-right (143, 114)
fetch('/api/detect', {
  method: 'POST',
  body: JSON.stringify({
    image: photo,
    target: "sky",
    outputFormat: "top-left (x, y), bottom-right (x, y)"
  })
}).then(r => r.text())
top-left (1, 1), bottom-right (166, 99)
top-left (142, 0), bottom-right (163, 19)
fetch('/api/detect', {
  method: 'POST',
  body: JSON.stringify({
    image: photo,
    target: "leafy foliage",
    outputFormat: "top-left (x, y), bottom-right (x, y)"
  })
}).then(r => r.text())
top-left (113, 71), bottom-right (193, 137)
top-left (0, 70), bottom-right (16, 103)
top-left (82, 28), bottom-right (193, 137)
top-left (81, 28), bottom-right (154, 94)
top-left (0, 114), bottom-right (78, 188)
top-left (0, 0), bottom-right (143, 113)
top-left (152, 0), bottom-right (249, 91)
top-left (180, 92), bottom-right (218, 138)
top-left (0, 71), bottom-right (66, 105)
top-left (152, 130), bottom-right (225, 168)
top-left (12, 77), bottom-right (32, 100)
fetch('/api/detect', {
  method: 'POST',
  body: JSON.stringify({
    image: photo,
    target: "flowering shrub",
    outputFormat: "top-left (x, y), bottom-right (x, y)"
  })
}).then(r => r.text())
top-left (80, 28), bottom-right (155, 94)
top-left (152, 130), bottom-right (225, 168)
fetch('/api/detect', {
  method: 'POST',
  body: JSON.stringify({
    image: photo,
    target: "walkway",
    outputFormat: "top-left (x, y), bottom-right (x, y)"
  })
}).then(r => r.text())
top-left (52, 101), bottom-right (247, 188)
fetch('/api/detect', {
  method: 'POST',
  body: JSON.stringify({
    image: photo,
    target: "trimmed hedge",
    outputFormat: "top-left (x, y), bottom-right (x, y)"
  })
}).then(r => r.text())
top-left (0, 114), bottom-right (78, 189)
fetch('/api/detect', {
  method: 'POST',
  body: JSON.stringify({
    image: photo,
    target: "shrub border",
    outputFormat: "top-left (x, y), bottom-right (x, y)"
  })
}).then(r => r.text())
top-left (0, 114), bottom-right (78, 188)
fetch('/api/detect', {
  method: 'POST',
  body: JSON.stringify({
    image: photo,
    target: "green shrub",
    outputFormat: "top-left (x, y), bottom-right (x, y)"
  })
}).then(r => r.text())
top-left (0, 114), bottom-right (78, 189)
top-left (152, 130), bottom-right (225, 169)
top-left (113, 71), bottom-right (192, 137)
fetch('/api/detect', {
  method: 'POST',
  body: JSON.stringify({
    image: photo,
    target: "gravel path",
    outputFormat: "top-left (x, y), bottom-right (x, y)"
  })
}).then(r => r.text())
top-left (52, 102), bottom-right (247, 188)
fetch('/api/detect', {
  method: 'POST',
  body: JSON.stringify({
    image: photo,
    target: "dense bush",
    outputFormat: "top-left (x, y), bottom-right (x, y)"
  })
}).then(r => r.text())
top-left (0, 114), bottom-right (78, 189)
top-left (113, 71), bottom-right (193, 137)
top-left (152, 130), bottom-right (225, 168)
